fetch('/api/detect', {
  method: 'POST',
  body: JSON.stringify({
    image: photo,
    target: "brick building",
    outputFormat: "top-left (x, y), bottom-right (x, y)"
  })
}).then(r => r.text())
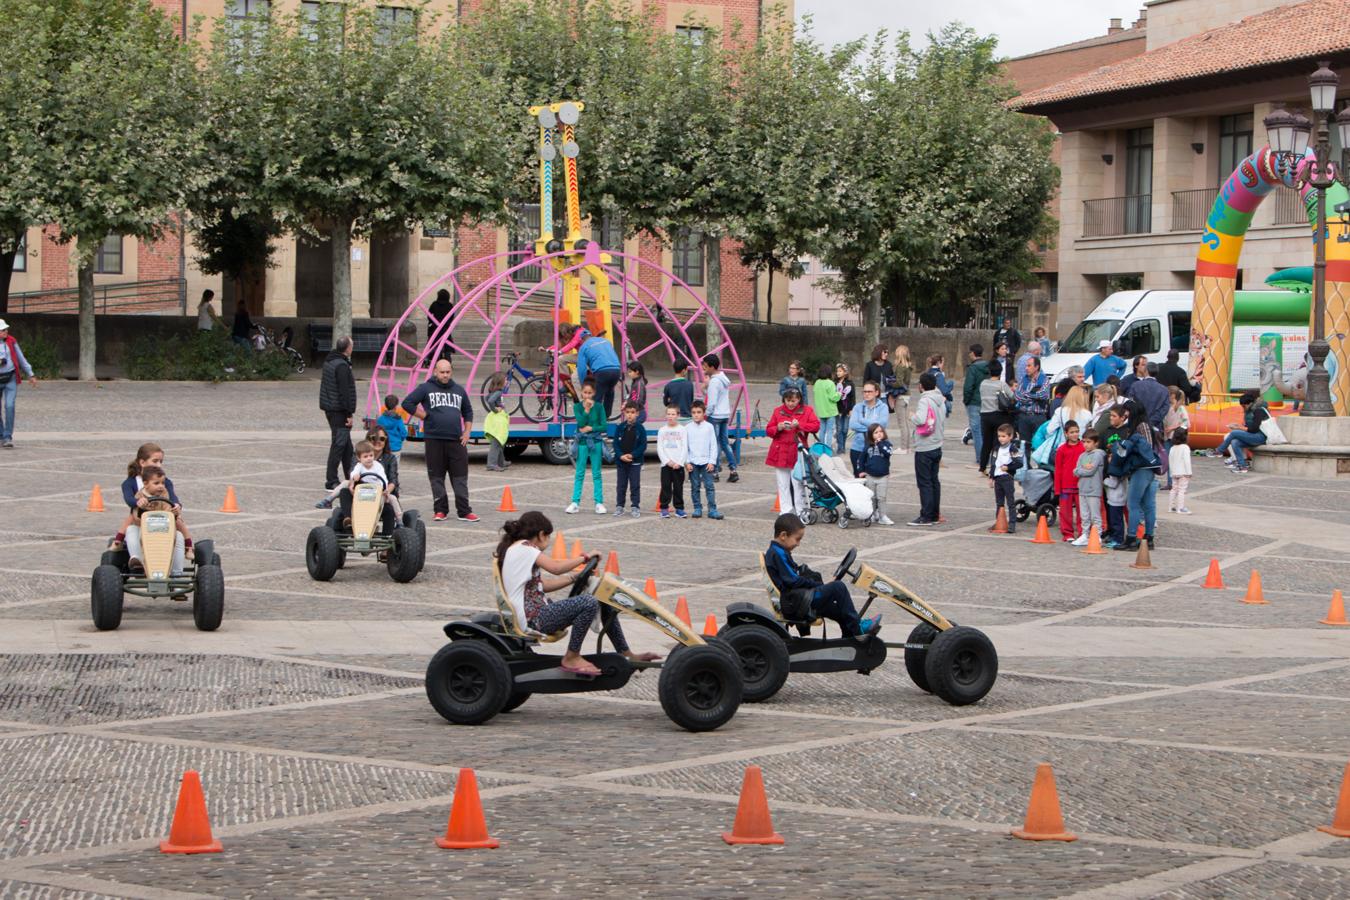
top-left (8, 0), bottom-right (789, 324)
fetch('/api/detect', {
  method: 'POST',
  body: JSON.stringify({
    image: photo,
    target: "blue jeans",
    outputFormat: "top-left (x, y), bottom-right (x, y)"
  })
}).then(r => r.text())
top-left (615, 461), bottom-right (641, 508)
top-left (818, 416), bottom-right (835, 449)
top-left (688, 465), bottom-right (717, 512)
top-left (834, 413), bottom-right (850, 453)
top-left (810, 581), bottom-right (863, 636)
top-left (709, 416), bottom-right (736, 474)
top-left (1126, 469), bottom-right (1158, 539)
top-left (0, 377), bottom-right (17, 441)
top-left (1216, 429), bottom-right (1266, 467)
top-left (966, 403), bottom-right (983, 464)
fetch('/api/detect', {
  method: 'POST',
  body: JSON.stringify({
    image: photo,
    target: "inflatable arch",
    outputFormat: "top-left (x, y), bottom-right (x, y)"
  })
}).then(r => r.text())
top-left (1193, 145), bottom-right (1350, 415)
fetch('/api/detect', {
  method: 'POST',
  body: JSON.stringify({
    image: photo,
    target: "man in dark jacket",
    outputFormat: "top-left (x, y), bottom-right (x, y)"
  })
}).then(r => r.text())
top-left (1156, 349), bottom-right (1200, 402)
top-left (319, 337), bottom-right (356, 490)
top-left (993, 317), bottom-right (1021, 358)
top-left (1128, 362), bottom-right (1171, 431)
top-left (427, 288), bottom-right (453, 361)
top-left (403, 358), bottom-right (477, 522)
top-left (962, 343), bottom-right (989, 464)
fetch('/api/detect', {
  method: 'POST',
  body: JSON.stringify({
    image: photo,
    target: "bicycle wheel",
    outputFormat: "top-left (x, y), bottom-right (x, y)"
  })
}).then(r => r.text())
top-left (519, 374), bottom-right (559, 424)
top-left (481, 371), bottom-right (523, 417)
top-left (285, 347), bottom-right (306, 374)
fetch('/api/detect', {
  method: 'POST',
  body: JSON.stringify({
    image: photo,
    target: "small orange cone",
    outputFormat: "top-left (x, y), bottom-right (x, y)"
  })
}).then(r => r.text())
top-left (604, 551), bottom-right (621, 577)
top-left (703, 613), bottom-right (718, 636)
top-left (675, 596), bottom-right (693, 629)
top-left (218, 485), bottom-right (240, 514)
top-left (159, 770), bottom-right (222, 854)
top-left (1136, 522), bottom-right (1146, 540)
top-left (644, 576), bottom-right (658, 599)
top-left (1130, 539), bottom-right (1154, 570)
top-left (436, 768), bottom-right (499, 850)
top-left (1029, 515), bottom-right (1052, 545)
top-left (86, 484), bottom-right (105, 512)
top-left (1011, 763), bottom-right (1077, 842)
top-left (496, 486), bottom-right (517, 512)
top-left (989, 507), bottom-right (1009, 534)
top-left (1081, 525), bottom-right (1106, 555)
top-left (1202, 558), bottom-right (1225, 589)
top-left (1241, 570), bottom-right (1268, 605)
top-left (1318, 762), bottom-right (1350, 837)
top-left (571, 539), bottom-right (585, 570)
top-left (1320, 590), bottom-right (1349, 626)
top-left (551, 531), bottom-right (566, 561)
top-left (721, 765), bottom-right (784, 845)
top-left (772, 495), bottom-right (781, 513)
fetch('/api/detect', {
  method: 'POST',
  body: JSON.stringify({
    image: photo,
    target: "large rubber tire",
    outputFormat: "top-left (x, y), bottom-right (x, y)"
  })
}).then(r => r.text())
top-left (501, 691), bottom-right (531, 713)
top-left (90, 565), bottom-right (124, 631)
top-left (924, 626), bottom-right (999, 706)
top-left (540, 437), bottom-right (572, 466)
top-left (904, 622), bottom-right (939, 693)
top-left (386, 526), bottom-right (423, 583)
top-left (193, 540), bottom-right (215, 567)
top-left (306, 526), bottom-right (341, 582)
top-left (720, 623), bottom-right (790, 703)
top-left (658, 644), bottom-right (743, 732)
top-left (425, 641), bottom-right (512, 725)
top-left (402, 510), bottom-right (427, 568)
top-left (192, 564), bottom-right (225, 632)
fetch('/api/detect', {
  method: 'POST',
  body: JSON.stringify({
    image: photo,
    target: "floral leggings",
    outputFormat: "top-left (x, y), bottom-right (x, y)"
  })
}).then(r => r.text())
top-left (529, 593), bottom-right (631, 654)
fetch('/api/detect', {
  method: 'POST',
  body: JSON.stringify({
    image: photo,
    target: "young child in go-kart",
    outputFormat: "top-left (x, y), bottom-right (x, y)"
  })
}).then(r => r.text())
top-left (764, 512), bottom-right (881, 640)
top-left (496, 511), bottom-right (662, 676)
top-left (324, 440), bottom-right (399, 532)
top-left (115, 442), bottom-right (193, 554)
top-left (124, 465), bottom-right (188, 577)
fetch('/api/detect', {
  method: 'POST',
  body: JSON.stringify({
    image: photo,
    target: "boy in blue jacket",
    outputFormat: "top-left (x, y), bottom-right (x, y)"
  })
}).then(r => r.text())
top-left (611, 401), bottom-right (648, 518)
top-left (764, 513), bottom-right (881, 640)
top-left (376, 394), bottom-right (409, 453)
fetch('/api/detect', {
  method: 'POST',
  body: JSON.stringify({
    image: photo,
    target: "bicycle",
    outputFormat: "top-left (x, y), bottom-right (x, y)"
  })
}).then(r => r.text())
top-left (251, 325), bottom-right (305, 374)
top-left (479, 350), bottom-right (579, 424)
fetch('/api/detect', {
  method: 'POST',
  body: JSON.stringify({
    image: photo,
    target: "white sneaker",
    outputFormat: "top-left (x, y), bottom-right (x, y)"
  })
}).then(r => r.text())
top-left (1177, 507), bottom-right (1192, 515)
top-left (878, 515), bottom-right (895, 526)
top-left (1070, 535), bottom-right (1089, 547)
top-left (595, 503), bottom-right (607, 515)
top-left (564, 502), bottom-right (580, 514)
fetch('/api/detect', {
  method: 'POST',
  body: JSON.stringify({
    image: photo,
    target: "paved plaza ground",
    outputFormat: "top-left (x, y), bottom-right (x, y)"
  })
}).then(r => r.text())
top-left (1, 378), bottom-right (1348, 898)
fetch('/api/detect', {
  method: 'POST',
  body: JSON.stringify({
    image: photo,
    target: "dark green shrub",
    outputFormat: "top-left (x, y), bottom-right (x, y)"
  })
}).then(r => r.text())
top-left (128, 329), bottom-right (291, 381)
top-left (16, 330), bottom-right (62, 379)
top-left (800, 346), bottom-right (841, 381)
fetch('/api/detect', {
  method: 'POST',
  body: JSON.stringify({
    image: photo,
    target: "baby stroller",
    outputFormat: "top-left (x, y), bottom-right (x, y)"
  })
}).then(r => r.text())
top-left (1013, 440), bottom-right (1058, 526)
top-left (796, 436), bottom-right (877, 529)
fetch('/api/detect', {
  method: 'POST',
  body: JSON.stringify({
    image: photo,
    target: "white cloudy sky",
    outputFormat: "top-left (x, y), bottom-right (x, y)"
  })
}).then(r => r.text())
top-left (794, 0), bottom-right (1145, 59)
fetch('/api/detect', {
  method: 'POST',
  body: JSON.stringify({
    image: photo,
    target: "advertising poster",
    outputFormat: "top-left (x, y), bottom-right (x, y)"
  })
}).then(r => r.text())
top-left (1228, 325), bottom-right (1308, 391)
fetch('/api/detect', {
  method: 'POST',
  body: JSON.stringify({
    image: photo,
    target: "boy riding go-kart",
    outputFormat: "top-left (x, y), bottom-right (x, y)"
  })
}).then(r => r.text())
top-left (306, 441), bottom-right (424, 582)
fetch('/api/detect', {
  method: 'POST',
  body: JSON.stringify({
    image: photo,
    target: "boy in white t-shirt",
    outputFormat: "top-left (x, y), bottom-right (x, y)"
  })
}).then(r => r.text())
top-left (656, 405), bottom-right (689, 519)
top-left (1167, 426), bottom-right (1194, 514)
top-left (331, 440), bottom-right (398, 530)
top-left (684, 400), bottom-right (722, 519)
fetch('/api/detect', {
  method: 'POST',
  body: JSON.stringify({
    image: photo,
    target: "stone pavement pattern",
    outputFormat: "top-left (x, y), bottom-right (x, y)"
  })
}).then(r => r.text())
top-left (0, 380), bottom-right (1347, 898)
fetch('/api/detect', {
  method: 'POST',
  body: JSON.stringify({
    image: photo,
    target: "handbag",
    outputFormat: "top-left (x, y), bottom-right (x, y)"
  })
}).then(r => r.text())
top-left (1259, 416), bottom-right (1288, 445)
top-left (996, 390), bottom-right (1016, 414)
top-left (915, 404), bottom-right (936, 437)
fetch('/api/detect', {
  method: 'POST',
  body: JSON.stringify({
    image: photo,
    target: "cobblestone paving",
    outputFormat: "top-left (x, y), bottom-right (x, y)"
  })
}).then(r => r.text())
top-left (0, 882), bottom-right (111, 900)
top-left (1, 382), bottom-right (1347, 896)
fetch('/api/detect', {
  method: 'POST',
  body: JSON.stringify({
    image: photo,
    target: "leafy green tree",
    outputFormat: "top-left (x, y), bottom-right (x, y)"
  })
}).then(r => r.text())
top-left (0, 1), bottom-right (52, 314)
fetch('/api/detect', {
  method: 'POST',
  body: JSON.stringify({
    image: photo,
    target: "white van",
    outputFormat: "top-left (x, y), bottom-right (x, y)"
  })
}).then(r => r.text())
top-left (1041, 290), bottom-right (1192, 382)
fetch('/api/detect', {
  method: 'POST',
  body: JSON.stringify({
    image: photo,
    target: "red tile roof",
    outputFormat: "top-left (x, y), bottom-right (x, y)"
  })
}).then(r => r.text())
top-left (1013, 0), bottom-right (1350, 111)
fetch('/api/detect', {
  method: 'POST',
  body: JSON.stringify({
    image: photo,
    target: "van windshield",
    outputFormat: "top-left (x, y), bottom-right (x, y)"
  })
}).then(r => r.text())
top-left (1058, 319), bottom-right (1123, 354)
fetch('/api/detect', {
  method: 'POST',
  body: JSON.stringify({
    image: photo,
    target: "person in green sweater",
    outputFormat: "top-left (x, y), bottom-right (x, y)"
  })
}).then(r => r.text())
top-left (813, 364), bottom-right (842, 451)
top-left (962, 343), bottom-right (990, 465)
top-left (565, 380), bottom-right (607, 515)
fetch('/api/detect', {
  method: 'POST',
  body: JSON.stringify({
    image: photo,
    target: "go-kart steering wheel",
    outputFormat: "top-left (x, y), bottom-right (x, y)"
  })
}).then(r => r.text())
top-left (834, 547), bottom-right (858, 581)
top-left (570, 554), bottom-right (601, 597)
top-left (356, 472), bottom-right (387, 488)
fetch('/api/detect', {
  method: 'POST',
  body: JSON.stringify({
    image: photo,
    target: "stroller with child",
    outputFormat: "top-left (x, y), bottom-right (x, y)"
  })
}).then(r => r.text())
top-left (796, 436), bottom-right (877, 529)
top-left (1013, 440), bottom-right (1059, 526)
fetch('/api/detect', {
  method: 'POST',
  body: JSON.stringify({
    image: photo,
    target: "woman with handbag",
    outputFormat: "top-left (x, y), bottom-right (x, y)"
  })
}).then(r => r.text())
top-left (1108, 400), bottom-right (1161, 552)
top-left (977, 360), bottom-right (1016, 474)
top-left (1207, 390), bottom-right (1270, 473)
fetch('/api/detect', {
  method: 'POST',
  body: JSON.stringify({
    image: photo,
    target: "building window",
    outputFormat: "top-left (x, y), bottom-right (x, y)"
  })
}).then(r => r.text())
top-left (227, 0), bottom-right (269, 20)
top-left (798, 258), bottom-right (811, 275)
top-left (672, 230), bottom-right (704, 286)
top-left (94, 235), bottom-right (123, 275)
top-left (301, 1), bottom-right (339, 41)
top-left (376, 5), bottom-right (416, 43)
top-left (593, 214), bottom-right (624, 271)
top-left (11, 234), bottom-right (25, 273)
top-left (510, 204), bottom-right (542, 284)
top-left (1218, 113), bottom-right (1253, 182)
top-left (1124, 126), bottom-right (1153, 234)
top-left (675, 25), bottom-right (706, 47)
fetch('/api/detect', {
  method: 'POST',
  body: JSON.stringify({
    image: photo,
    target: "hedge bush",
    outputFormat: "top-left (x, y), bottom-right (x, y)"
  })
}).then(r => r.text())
top-left (127, 330), bottom-right (293, 381)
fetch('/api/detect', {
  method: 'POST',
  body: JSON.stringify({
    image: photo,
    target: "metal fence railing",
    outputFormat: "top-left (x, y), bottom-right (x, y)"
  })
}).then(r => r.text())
top-left (8, 278), bottom-right (187, 314)
top-left (1082, 194), bottom-right (1152, 237)
top-left (1270, 187), bottom-right (1307, 226)
top-left (1171, 188), bottom-right (1219, 231)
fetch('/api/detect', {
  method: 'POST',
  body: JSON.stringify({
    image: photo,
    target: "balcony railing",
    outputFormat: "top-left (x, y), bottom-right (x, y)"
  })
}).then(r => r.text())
top-left (1171, 188), bottom-right (1219, 231)
top-left (1270, 186), bottom-right (1308, 226)
top-left (7, 278), bottom-right (186, 314)
top-left (1083, 194), bottom-right (1151, 237)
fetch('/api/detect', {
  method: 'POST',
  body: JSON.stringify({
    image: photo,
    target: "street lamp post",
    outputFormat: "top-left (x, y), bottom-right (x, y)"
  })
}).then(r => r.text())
top-left (1264, 60), bottom-right (1350, 417)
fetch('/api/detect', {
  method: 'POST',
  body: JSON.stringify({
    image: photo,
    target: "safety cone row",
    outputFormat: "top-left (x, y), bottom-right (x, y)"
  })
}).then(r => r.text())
top-left (1241, 570), bottom-right (1268, 605)
top-left (87, 485), bottom-right (105, 512)
top-left (1322, 590), bottom-right (1349, 627)
top-left (1080, 525), bottom-right (1106, 555)
top-left (1202, 558), bottom-right (1225, 589)
top-left (674, 596), bottom-right (693, 629)
top-left (218, 486), bottom-right (240, 514)
top-left (604, 551), bottom-right (621, 577)
top-left (989, 507), bottom-right (1009, 534)
top-left (1029, 514), bottom-right (1053, 545)
top-left (496, 487), bottom-right (517, 512)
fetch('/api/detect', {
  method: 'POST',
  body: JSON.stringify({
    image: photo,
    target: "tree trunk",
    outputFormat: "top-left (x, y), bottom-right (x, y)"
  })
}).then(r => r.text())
top-left (0, 244), bottom-right (14, 316)
top-left (703, 232), bottom-right (721, 356)
top-left (862, 288), bottom-right (881, 364)
top-left (765, 264), bottom-right (774, 325)
top-left (78, 239), bottom-right (97, 382)
top-left (331, 219), bottom-right (353, 343)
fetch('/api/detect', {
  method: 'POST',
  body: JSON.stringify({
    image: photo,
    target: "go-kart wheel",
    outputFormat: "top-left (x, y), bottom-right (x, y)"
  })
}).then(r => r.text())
top-left (904, 622), bottom-right (939, 693)
top-left (800, 509), bottom-right (816, 526)
top-left (658, 644), bottom-right (743, 732)
top-left (833, 548), bottom-right (858, 582)
top-left (501, 690), bottom-right (531, 713)
top-left (425, 641), bottom-right (512, 725)
top-left (569, 555), bottom-right (600, 597)
top-left (193, 539), bottom-right (215, 567)
top-left (192, 564), bottom-right (225, 632)
top-left (306, 526), bottom-right (341, 581)
top-left (924, 626), bottom-right (998, 706)
top-left (402, 510), bottom-right (427, 564)
top-left (90, 564), bottom-right (124, 631)
top-left (719, 623), bottom-right (789, 703)
top-left (386, 526), bottom-right (423, 583)
top-left (326, 509), bottom-right (344, 533)
top-left (336, 549), bottom-right (347, 569)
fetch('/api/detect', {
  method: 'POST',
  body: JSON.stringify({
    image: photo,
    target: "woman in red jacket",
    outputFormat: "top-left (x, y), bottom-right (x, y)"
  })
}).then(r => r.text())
top-left (765, 387), bottom-right (820, 517)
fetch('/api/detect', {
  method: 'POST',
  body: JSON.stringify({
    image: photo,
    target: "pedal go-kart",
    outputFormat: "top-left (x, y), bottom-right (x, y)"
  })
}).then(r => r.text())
top-left (90, 509), bottom-right (223, 632)
top-left (306, 473), bottom-right (425, 583)
top-left (719, 548), bottom-right (998, 706)
top-left (425, 556), bottom-right (744, 731)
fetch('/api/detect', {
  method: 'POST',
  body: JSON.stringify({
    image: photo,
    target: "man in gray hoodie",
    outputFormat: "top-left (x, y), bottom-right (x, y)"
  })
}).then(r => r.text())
top-left (908, 371), bottom-right (946, 526)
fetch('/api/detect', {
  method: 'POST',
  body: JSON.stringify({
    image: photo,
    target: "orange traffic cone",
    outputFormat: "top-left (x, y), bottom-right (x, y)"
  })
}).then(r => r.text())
top-left (1081, 525), bottom-right (1106, 555)
top-left (551, 532), bottom-right (566, 561)
top-left (571, 539), bottom-right (585, 570)
top-left (989, 507), bottom-right (1009, 534)
top-left (436, 768), bottom-right (499, 850)
top-left (1029, 515), bottom-right (1053, 545)
top-left (772, 495), bottom-right (781, 513)
top-left (604, 551), bottom-right (621, 577)
top-left (218, 486), bottom-right (240, 514)
top-left (1136, 522), bottom-right (1146, 540)
top-left (86, 484), bottom-right (105, 512)
top-left (721, 765), bottom-right (784, 845)
top-left (496, 487), bottom-right (517, 512)
top-left (1242, 570), bottom-right (1268, 605)
top-left (1130, 538), bottom-right (1154, 570)
top-left (159, 770), bottom-right (222, 854)
top-left (1202, 558), bottom-right (1225, 589)
top-left (1318, 762), bottom-right (1350, 837)
top-left (1010, 763), bottom-right (1077, 842)
top-left (644, 577), bottom-right (658, 600)
top-left (703, 613), bottom-right (718, 636)
top-left (1320, 590), bottom-right (1348, 626)
top-left (674, 596), bottom-right (693, 629)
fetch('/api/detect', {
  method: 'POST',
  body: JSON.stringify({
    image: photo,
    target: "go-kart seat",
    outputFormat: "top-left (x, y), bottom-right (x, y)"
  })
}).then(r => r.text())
top-left (492, 565), bottom-right (565, 643)
top-left (758, 552), bottom-right (823, 627)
